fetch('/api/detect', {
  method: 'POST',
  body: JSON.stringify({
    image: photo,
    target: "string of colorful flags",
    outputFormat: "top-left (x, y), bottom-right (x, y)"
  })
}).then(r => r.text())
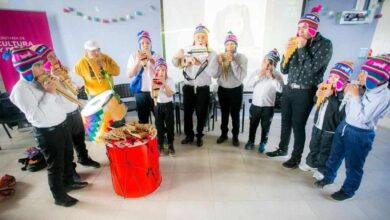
top-left (62, 5), bottom-right (157, 24)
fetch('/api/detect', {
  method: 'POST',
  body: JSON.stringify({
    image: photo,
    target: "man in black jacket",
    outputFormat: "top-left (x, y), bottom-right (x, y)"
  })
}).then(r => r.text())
top-left (266, 4), bottom-right (333, 169)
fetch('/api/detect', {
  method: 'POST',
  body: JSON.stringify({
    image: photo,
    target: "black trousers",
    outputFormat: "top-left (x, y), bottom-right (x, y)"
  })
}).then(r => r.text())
top-left (218, 85), bottom-right (243, 138)
top-left (248, 105), bottom-right (274, 144)
top-left (306, 126), bottom-right (334, 173)
top-left (154, 102), bottom-right (175, 147)
top-left (279, 86), bottom-right (316, 162)
top-left (34, 121), bottom-right (74, 201)
top-left (135, 92), bottom-right (154, 124)
top-left (183, 85), bottom-right (210, 139)
top-left (66, 110), bottom-right (89, 161)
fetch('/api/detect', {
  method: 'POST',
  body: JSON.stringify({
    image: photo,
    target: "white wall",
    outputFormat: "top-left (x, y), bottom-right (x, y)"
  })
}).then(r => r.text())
top-left (370, 0), bottom-right (390, 55)
top-left (163, 0), bottom-right (303, 90)
top-left (1, 0), bottom-right (162, 86)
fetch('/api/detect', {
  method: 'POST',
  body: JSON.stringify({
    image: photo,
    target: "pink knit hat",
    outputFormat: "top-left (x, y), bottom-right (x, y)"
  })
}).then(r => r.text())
top-left (362, 55), bottom-right (390, 90)
top-left (2, 47), bottom-right (42, 81)
top-left (137, 30), bottom-right (152, 43)
top-left (328, 61), bottom-right (354, 91)
top-left (30, 44), bottom-right (53, 63)
top-left (299, 4), bottom-right (322, 37)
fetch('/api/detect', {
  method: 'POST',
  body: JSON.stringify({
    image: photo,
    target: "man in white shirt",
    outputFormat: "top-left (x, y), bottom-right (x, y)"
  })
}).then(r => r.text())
top-left (7, 47), bottom-right (87, 207)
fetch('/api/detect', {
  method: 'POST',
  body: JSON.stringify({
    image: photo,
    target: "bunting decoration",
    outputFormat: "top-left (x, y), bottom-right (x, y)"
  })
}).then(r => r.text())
top-left (62, 6), bottom-right (155, 24)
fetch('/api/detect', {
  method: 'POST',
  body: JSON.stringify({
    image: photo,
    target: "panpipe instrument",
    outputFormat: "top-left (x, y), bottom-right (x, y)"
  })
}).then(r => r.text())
top-left (36, 73), bottom-right (84, 107)
top-left (50, 62), bottom-right (79, 96)
top-left (315, 83), bottom-right (333, 108)
top-left (282, 37), bottom-right (299, 68)
top-left (220, 52), bottom-right (232, 80)
top-left (151, 78), bottom-right (163, 104)
top-left (138, 50), bottom-right (148, 67)
top-left (178, 45), bottom-right (209, 68)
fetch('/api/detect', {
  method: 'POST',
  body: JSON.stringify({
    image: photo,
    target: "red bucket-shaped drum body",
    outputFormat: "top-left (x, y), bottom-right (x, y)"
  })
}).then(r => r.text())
top-left (106, 136), bottom-right (162, 197)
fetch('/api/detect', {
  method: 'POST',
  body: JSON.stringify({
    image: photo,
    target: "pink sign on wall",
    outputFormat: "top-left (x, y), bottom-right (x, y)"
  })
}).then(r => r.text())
top-left (0, 9), bottom-right (53, 92)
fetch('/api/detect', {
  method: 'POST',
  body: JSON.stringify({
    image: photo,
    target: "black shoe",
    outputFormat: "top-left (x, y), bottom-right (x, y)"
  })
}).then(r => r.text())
top-left (244, 141), bottom-right (254, 150)
top-left (65, 181), bottom-right (88, 192)
top-left (168, 148), bottom-right (176, 157)
top-left (55, 195), bottom-right (79, 207)
top-left (330, 190), bottom-right (353, 201)
top-left (216, 135), bottom-right (228, 144)
top-left (196, 138), bottom-right (203, 147)
top-left (181, 136), bottom-right (194, 144)
top-left (314, 179), bottom-right (332, 188)
top-left (282, 159), bottom-right (300, 169)
top-left (232, 137), bottom-right (239, 147)
top-left (265, 149), bottom-right (287, 158)
top-left (78, 157), bottom-right (100, 168)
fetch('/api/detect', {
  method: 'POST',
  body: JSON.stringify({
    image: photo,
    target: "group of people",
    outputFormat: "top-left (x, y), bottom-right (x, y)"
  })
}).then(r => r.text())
top-left (3, 3), bottom-right (390, 207)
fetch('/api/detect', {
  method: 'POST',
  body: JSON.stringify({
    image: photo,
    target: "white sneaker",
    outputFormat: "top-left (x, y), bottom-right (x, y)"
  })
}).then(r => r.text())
top-left (313, 170), bottom-right (324, 181)
top-left (299, 163), bottom-right (317, 172)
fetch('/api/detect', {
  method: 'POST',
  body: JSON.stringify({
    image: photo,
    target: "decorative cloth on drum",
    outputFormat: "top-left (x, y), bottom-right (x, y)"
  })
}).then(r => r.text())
top-left (328, 61), bottom-right (354, 91)
top-left (362, 55), bottom-right (390, 90)
top-left (2, 47), bottom-right (42, 81)
top-left (74, 53), bottom-right (120, 96)
top-left (299, 4), bottom-right (322, 37)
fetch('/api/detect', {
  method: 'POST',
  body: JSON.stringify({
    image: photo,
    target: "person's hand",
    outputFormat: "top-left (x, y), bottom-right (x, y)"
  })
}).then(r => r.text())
top-left (324, 88), bottom-right (334, 97)
top-left (175, 49), bottom-right (185, 59)
top-left (136, 50), bottom-right (147, 61)
top-left (316, 83), bottom-right (325, 97)
top-left (96, 59), bottom-right (105, 69)
top-left (43, 76), bottom-right (57, 93)
top-left (225, 52), bottom-right (233, 62)
top-left (345, 84), bottom-right (360, 96)
top-left (191, 57), bottom-right (201, 65)
top-left (218, 54), bottom-right (223, 64)
top-left (145, 50), bottom-right (153, 60)
top-left (297, 37), bottom-right (308, 48)
top-left (51, 67), bottom-right (61, 76)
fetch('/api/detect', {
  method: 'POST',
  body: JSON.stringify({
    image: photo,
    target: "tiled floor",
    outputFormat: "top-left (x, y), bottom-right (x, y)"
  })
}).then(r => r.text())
top-left (1, 114), bottom-right (390, 220)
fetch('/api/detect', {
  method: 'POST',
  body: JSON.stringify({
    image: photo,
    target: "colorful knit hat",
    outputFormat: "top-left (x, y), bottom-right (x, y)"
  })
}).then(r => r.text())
top-left (2, 47), bottom-right (42, 81)
top-left (137, 30), bottom-right (151, 43)
top-left (299, 4), bottom-right (322, 37)
top-left (264, 49), bottom-right (280, 66)
top-left (154, 58), bottom-right (167, 78)
top-left (194, 24), bottom-right (209, 36)
top-left (362, 55), bottom-right (390, 90)
top-left (30, 44), bottom-right (52, 63)
top-left (328, 61), bottom-right (354, 91)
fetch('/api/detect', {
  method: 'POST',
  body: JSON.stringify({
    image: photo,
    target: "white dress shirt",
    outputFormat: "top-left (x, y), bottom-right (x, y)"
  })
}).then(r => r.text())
top-left (172, 49), bottom-right (219, 87)
top-left (10, 78), bottom-right (67, 128)
top-left (247, 69), bottom-right (284, 107)
top-left (156, 77), bottom-right (176, 103)
top-left (127, 52), bottom-right (162, 92)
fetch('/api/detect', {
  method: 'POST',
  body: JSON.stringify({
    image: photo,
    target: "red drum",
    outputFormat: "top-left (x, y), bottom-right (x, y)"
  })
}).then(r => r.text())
top-left (106, 136), bottom-right (162, 197)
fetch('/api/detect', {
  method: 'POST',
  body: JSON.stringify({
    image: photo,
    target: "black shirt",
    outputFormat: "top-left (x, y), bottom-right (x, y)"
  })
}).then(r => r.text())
top-left (281, 32), bottom-right (333, 87)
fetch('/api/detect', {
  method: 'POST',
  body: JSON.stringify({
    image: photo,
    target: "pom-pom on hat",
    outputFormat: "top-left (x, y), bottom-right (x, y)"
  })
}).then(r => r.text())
top-left (362, 55), bottom-right (390, 90)
top-left (264, 49), bottom-right (280, 66)
top-left (299, 4), bottom-right (322, 37)
top-left (2, 47), bottom-right (42, 81)
top-left (194, 24), bottom-right (209, 36)
top-left (30, 44), bottom-right (53, 63)
top-left (329, 61), bottom-right (354, 91)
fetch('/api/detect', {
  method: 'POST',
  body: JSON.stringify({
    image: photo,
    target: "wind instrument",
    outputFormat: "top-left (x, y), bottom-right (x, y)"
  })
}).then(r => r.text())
top-left (50, 62), bottom-right (79, 95)
top-left (282, 37), bottom-right (299, 68)
top-left (315, 83), bottom-right (333, 108)
top-left (220, 52), bottom-right (231, 80)
top-left (36, 72), bottom-right (84, 107)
